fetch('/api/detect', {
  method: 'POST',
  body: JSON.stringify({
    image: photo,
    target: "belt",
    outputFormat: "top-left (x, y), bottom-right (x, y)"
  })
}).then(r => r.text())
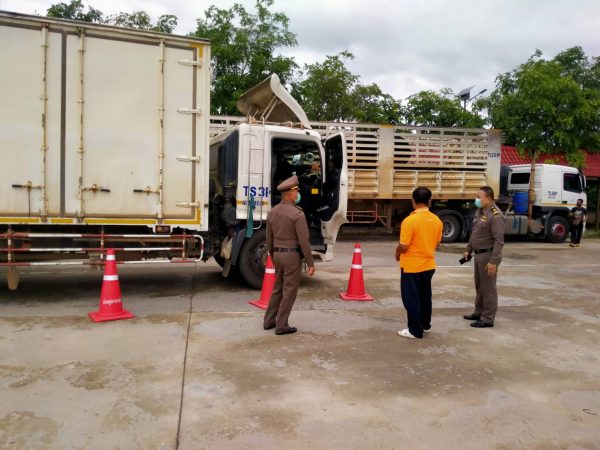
top-left (272, 247), bottom-right (300, 253)
top-left (473, 248), bottom-right (493, 255)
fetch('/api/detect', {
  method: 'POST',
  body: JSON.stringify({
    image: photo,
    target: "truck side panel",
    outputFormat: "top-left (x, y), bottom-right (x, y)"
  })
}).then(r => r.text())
top-left (0, 25), bottom-right (62, 217)
top-left (64, 35), bottom-right (161, 217)
top-left (0, 14), bottom-right (210, 230)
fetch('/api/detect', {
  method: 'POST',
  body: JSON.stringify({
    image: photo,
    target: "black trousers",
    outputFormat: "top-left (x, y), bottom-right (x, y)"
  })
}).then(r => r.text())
top-left (400, 269), bottom-right (435, 338)
top-left (571, 223), bottom-right (584, 244)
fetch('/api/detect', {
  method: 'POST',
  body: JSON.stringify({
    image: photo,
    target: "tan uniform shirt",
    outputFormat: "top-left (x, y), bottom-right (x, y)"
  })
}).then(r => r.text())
top-left (467, 203), bottom-right (505, 265)
top-left (266, 201), bottom-right (315, 268)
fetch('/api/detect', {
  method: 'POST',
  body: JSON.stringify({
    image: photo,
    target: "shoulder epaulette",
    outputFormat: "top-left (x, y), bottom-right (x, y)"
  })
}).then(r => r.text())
top-left (492, 207), bottom-right (500, 216)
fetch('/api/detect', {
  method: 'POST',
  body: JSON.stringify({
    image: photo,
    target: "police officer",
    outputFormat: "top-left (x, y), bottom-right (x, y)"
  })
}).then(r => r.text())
top-left (264, 175), bottom-right (316, 335)
top-left (463, 186), bottom-right (504, 328)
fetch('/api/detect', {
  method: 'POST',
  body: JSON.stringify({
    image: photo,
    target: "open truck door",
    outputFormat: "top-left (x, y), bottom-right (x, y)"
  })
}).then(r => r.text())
top-left (321, 132), bottom-right (348, 245)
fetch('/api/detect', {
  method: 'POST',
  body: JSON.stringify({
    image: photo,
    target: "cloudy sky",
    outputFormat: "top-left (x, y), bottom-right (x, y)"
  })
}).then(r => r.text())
top-left (2, 0), bottom-right (599, 101)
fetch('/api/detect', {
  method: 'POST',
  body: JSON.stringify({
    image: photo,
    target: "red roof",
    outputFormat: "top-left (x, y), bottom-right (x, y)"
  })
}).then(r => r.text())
top-left (501, 145), bottom-right (600, 178)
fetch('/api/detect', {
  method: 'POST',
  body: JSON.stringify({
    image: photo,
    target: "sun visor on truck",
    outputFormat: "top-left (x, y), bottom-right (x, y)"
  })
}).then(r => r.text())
top-left (236, 74), bottom-right (312, 129)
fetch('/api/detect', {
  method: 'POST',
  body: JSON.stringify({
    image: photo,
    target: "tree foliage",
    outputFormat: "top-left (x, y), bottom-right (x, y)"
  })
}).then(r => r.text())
top-left (352, 84), bottom-right (400, 124)
top-left (46, 0), bottom-right (103, 23)
top-left (46, 0), bottom-right (178, 33)
top-left (192, 0), bottom-right (298, 115)
top-left (107, 11), bottom-right (178, 33)
top-left (292, 52), bottom-right (401, 123)
top-left (292, 51), bottom-right (359, 122)
top-left (401, 89), bottom-right (485, 128)
top-left (481, 47), bottom-right (600, 164)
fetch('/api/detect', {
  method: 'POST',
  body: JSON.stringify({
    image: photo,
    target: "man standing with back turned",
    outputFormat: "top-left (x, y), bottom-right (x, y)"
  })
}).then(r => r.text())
top-left (463, 186), bottom-right (504, 328)
top-left (395, 187), bottom-right (443, 339)
top-left (264, 175), bottom-right (316, 335)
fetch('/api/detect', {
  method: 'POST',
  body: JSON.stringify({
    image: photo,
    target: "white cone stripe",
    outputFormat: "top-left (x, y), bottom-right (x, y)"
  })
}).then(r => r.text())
top-left (351, 264), bottom-right (363, 269)
top-left (265, 268), bottom-right (276, 274)
top-left (106, 255), bottom-right (116, 261)
top-left (103, 275), bottom-right (119, 281)
top-left (354, 249), bottom-right (361, 253)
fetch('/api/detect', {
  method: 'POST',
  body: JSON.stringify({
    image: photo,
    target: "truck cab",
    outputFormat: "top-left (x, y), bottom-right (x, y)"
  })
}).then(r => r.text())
top-left (502, 164), bottom-right (587, 242)
top-left (208, 75), bottom-right (348, 288)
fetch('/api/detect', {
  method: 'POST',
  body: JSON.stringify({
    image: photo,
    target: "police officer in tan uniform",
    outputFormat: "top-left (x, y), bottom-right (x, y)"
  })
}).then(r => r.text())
top-left (463, 186), bottom-right (504, 328)
top-left (264, 175), bottom-right (316, 335)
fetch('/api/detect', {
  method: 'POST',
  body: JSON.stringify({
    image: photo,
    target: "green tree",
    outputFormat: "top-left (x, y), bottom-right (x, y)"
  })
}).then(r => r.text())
top-left (154, 14), bottom-right (178, 34)
top-left (192, 0), bottom-right (298, 115)
top-left (47, 1), bottom-right (178, 33)
top-left (292, 51), bottom-right (359, 121)
top-left (400, 89), bottom-right (485, 128)
top-left (351, 83), bottom-right (400, 124)
top-left (482, 48), bottom-right (600, 217)
top-left (106, 11), bottom-right (178, 33)
top-left (46, 0), bottom-right (104, 23)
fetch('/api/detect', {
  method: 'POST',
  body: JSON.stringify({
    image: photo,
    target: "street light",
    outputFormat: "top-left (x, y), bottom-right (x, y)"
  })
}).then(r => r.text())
top-left (457, 85), bottom-right (487, 109)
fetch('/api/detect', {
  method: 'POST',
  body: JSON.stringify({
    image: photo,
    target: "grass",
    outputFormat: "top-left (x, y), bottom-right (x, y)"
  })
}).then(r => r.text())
top-left (584, 229), bottom-right (600, 239)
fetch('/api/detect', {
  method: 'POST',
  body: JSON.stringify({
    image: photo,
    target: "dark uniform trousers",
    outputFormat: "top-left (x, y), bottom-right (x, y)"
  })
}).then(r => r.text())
top-left (401, 269), bottom-right (435, 339)
top-left (571, 223), bottom-right (584, 244)
top-left (264, 252), bottom-right (302, 330)
top-left (473, 252), bottom-right (498, 324)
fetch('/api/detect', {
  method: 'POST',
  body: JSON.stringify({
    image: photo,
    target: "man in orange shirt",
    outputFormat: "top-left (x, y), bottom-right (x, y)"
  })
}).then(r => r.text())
top-left (395, 187), bottom-right (443, 339)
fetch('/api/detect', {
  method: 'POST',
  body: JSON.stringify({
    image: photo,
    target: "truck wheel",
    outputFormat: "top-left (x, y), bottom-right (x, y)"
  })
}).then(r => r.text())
top-left (438, 213), bottom-right (462, 243)
top-left (545, 216), bottom-right (569, 243)
top-left (238, 228), bottom-right (268, 290)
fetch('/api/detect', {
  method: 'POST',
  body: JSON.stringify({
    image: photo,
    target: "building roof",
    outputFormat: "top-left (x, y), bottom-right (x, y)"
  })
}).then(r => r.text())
top-left (501, 146), bottom-right (600, 178)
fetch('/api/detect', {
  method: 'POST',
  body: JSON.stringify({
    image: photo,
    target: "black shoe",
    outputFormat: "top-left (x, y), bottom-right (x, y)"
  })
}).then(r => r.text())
top-left (275, 327), bottom-right (297, 335)
top-left (470, 320), bottom-right (494, 328)
top-left (463, 314), bottom-right (481, 321)
top-left (264, 323), bottom-right (276, 330)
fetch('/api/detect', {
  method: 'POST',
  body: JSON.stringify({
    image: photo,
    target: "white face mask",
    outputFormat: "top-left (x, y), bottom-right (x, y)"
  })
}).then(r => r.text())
top-left (474, 198), bottom-right (483, 208)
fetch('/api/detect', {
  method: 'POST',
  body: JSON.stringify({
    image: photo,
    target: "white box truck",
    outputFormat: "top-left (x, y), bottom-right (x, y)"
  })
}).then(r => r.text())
top-left (0, 11), bottom-right (348, 290)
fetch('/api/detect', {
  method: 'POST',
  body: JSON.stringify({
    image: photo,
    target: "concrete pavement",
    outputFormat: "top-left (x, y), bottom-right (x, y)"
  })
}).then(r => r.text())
top-left (1, 239), bottom-right (599, 449)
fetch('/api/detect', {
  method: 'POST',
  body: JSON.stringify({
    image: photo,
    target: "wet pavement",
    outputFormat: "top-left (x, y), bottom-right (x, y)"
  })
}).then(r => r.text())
top-left (1, 238), bottom-right (599, 449)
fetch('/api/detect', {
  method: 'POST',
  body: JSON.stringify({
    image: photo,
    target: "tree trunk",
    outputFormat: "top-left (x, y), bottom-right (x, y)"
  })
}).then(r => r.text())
top-left (528, 150), bottom-right (538, 220)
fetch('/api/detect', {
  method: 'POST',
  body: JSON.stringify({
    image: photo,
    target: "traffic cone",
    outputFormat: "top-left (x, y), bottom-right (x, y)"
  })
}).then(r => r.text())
top-left (340, 242), bottom-right (373, 301)
top-left (88, 249), bottom-right (135, 322)
top-left (249, 254), bottom-right (276, 310)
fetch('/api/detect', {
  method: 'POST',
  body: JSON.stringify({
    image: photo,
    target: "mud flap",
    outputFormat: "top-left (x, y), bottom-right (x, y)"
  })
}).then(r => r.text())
top-left (7, 267), bottom-right (19, 291)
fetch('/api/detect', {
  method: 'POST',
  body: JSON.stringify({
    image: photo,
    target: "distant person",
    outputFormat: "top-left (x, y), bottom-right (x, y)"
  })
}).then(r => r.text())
top-left (463, 186), bottom-right (504, 328)
top-left (395, 187), bottom-right (443, 339)
top-left (569, 198), bottom-right (587, 247)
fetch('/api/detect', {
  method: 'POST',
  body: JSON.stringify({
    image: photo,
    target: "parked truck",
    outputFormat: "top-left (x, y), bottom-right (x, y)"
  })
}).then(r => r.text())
top-left (211, 119), bottom-right (587, 243)
top-left (0, 11), bottom-right (348, 290)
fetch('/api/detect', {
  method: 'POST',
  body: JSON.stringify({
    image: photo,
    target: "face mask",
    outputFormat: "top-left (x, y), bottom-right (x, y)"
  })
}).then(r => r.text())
top-left (474, 198), bottom-right (482, 209)
top-left (295, 192), bottom-right (302, 204)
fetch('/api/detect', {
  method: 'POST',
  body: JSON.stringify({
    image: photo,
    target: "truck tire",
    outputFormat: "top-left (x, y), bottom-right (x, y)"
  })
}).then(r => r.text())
top-left (238, 228), bottom-right (268, 290)
top-left (438, 213), bottom-right (462, 243)
top-left (545, 215), bottom-right (569, 243)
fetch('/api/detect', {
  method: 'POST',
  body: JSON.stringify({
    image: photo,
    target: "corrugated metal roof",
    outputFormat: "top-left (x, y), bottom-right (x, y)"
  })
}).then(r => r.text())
top-left (501, 146), bottom-right (600, 178)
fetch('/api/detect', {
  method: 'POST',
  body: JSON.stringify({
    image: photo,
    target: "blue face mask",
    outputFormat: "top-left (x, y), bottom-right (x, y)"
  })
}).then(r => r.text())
top-left (295, 192), bottom-right (302, 204)
top-left (474, 198), bottom-right (482, 209)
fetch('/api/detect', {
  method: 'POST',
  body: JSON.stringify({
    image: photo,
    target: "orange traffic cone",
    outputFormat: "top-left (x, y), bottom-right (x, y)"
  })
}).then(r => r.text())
top-left (340, 242), bottom-right (373, 301)
top-left (88, 249), bottom-right (135, 322)
top-left (249, 254), bottom-right (276, 310)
